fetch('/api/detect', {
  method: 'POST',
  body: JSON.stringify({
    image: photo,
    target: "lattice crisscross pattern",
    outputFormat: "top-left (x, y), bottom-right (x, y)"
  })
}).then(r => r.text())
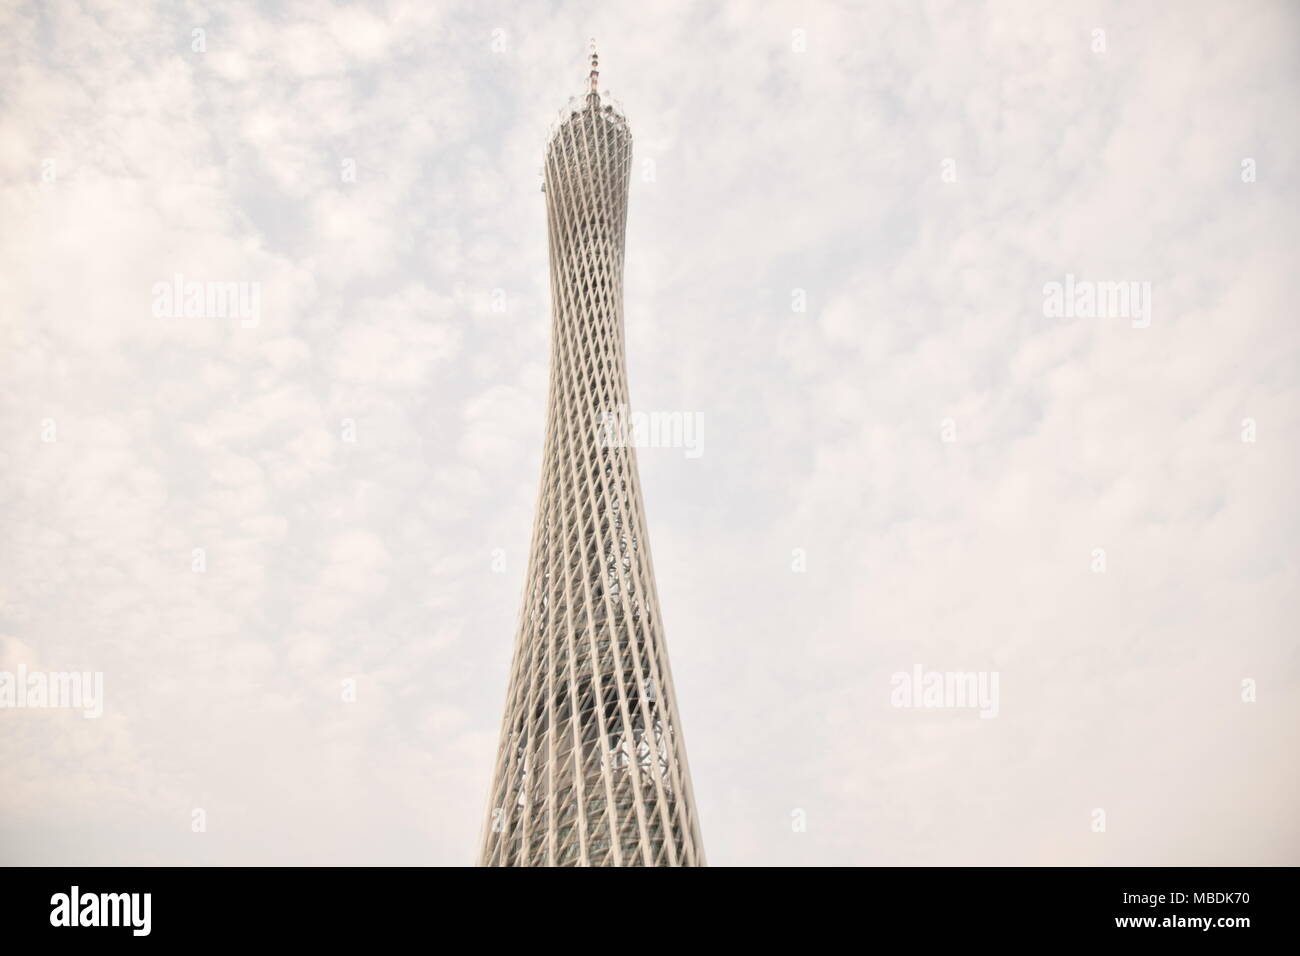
top-left (479, 91), bottom-right (705, 867)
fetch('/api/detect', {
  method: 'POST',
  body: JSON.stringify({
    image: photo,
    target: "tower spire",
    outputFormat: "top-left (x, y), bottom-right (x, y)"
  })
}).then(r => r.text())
top-left (587, 39), bottom-right (600, 106)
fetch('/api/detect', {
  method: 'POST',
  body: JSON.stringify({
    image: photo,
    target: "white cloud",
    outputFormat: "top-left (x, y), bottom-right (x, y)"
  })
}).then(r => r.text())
top-left (1, 0), bottom-right (1296, 865)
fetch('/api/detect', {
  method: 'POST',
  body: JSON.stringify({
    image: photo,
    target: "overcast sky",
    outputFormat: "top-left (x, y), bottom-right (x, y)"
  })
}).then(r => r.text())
top-left (2, 0), bottom-right (1297, 865)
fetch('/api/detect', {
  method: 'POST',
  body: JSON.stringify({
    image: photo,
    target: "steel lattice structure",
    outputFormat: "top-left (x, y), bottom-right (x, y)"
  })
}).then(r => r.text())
top-left (479, 52), bottom-right (705, 867)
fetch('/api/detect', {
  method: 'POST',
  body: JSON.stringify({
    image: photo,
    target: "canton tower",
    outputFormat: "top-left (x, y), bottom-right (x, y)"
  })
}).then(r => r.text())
top-left (479, 48), bottom-right (705, 867)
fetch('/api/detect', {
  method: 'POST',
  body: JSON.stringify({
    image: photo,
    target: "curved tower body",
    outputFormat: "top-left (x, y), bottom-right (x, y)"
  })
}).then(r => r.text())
top-left (479, 56), bottom-right (705, 867)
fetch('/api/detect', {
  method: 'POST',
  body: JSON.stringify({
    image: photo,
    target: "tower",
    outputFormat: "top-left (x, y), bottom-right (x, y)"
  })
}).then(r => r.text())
top-left (479, 48), bottom-right (705, 866)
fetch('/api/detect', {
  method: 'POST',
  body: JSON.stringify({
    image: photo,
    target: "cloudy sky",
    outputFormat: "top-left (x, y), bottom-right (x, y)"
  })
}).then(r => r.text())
top-left (2, 0), bottom-right (1297, 866)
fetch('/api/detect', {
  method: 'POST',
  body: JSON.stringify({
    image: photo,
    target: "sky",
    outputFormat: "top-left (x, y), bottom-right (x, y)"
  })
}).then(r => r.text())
top-left (1, 0), bottom-right (1297, 866)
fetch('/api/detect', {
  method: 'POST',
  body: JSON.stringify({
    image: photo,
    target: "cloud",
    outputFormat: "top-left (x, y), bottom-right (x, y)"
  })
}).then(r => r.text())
top-left (1, 0), bottom-right (1297, 865)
